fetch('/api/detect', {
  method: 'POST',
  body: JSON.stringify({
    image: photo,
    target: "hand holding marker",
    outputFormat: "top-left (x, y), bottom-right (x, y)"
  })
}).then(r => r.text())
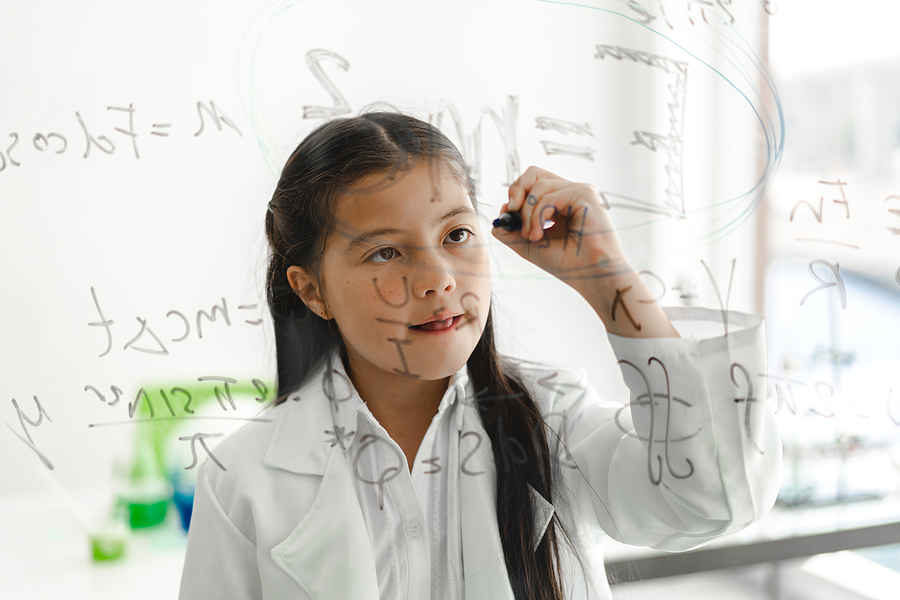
top-left (490, 166), bottom-right (629, 281)
top-left (491, 166), bottom-right (679, 339)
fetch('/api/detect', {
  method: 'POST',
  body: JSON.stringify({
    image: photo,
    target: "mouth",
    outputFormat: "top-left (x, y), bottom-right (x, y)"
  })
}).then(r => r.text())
top-left (409, 314), bottom-right (462, 333)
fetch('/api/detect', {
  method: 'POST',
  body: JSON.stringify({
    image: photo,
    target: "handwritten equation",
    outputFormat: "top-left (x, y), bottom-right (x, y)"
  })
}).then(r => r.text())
top-left (626, 0), bottom-right (777, 30)
top-left (0, 100), bottom-right (241, 170)
top-left (89, 287), bottom-right (264, 358)
top-left (788, 180), bottom-right (900, 307)
top-left (4, 375), bottom-right (273, 474)
top-left (3, 42), bottom-right (710, 225)
top-left (4, 282), bottom-right (271, 474)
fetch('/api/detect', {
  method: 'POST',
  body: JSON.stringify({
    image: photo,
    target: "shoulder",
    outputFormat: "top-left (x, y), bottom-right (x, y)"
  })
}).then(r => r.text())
top-left (200, 374), bottom-right (329, 517)
top-left (200, 403), bottom-right (285, 509)
top-left (204, 407), bottom-right (280, 484)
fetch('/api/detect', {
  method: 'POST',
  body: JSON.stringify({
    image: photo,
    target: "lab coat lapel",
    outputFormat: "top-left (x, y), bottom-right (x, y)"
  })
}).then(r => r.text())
top-left (459, 403), bottom-right (516, 599)
top-left (270, 443), bottom-right (380, 600)
top-left (262, 374), bottom-right (336, 476)
top-left (264, 376), bottom-right (379, 600)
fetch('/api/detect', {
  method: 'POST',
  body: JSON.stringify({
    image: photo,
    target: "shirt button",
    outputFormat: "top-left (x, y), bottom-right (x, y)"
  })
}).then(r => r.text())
top-left (405, 521), bottom-right (422, 538)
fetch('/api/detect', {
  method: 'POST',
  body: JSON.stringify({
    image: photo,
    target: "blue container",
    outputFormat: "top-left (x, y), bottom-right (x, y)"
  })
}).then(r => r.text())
top-left (173, 489), bottom-right (194, 531)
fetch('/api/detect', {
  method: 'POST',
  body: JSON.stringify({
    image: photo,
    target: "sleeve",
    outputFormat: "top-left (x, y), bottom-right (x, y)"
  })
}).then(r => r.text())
top-left (562, 307), bottom-right (782, 552)
top-left (179, 461), bottom-right (263, 600)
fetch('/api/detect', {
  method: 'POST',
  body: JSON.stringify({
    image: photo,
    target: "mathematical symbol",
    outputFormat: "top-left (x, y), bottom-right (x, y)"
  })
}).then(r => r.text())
top-left (800, 259), bottom-right (846, 309)
top-left (237, 303), bottom-right (263, 325)
top-left (151, 124), bottom-right (172, 137)
top-left (108, 104), bottom-right (139, 159)
top-left (6, 396), bottom-right (54, 470)
top-left (387, 338), bottom-right (419, 379)
top-left (610, 286), bottom-right (642, 331)
top-left (84, 384), bottom-right (124, 406)
top-left (123, 317), bottom-right (169, 355)
top-left (535, 117), bottom-right (595, 160)
top-left (421, 456), bottom-right (441, 474)
top-left (539, 141), bottom-right (595, 160)
top-left (885, 196), bottom-right (900, 235)
top-left (195, 101), bottom-right (242, 137)
top-left (88, 287), bottom-right (114, 358)
top-left (197, 376), bottom-right (238, 411)
top-left (534, 117), bottom-right (593, 136)
top-left (178, 433), bottom-right (226, 470)
top-left (324, 426), bottom-right (355, 450)
top-left (75, 111), bottom-right (115, 158)
top-left (731, 364), bottom-right (764, 455)
top-left (820, 180), bottom-right (850, 218)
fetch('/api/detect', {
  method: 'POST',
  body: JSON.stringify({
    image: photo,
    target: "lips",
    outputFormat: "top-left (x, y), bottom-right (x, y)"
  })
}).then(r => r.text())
top-left (409, 314), bottom-right (460, 332)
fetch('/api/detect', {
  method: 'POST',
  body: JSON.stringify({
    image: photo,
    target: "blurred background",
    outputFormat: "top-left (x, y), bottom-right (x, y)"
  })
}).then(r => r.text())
top-left (2, 1), bottom-right (899, 598)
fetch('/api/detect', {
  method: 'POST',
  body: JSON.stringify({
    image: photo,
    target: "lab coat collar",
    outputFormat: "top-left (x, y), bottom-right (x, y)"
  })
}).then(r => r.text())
top-left (262, 353), bottom-right (471, 476)
top-left (262, 353), bottom-right (552, 599)
top-left (262, 360), bottom-right (339, 476)
top-left (327, 353), bottom-right (471, 452)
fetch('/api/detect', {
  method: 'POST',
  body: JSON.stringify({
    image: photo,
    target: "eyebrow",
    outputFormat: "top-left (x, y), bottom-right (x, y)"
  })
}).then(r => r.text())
top-left (343, 206), bottom-right (477, 253)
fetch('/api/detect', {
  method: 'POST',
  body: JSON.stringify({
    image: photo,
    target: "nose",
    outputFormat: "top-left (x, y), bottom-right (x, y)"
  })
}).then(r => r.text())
top-left (409, 252), bottom-right (456, 298)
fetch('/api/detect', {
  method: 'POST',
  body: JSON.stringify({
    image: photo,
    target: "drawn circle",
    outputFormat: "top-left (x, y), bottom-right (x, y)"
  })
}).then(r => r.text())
top-left (240, 1), bottom-right (784, 264)
top-left (353, 433), bottom-right (405, 487)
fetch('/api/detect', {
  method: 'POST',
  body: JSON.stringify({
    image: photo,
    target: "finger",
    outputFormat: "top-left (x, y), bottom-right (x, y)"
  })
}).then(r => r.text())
top-left (525, 186), bottom-right (593, 243)
top-left (518, 179), bottom-right (571, 239)
top-left (507, 166), bottom-right (565, 212)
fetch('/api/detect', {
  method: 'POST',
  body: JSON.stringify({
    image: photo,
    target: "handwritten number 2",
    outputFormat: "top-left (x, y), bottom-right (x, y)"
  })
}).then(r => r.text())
top-left (303, 49), bottom-right (351, 119)
top-left (460, 431), bottom-right (485, 476)
top-left (809, 382), bottom-right (835, 419)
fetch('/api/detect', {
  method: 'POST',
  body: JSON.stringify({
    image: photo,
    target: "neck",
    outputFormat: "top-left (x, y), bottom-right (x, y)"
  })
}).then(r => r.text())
top-left (343, 353), bottom-right (450, 470)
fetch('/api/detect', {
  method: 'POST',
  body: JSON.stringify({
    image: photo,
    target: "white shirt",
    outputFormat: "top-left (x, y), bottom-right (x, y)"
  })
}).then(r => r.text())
top-left (327, 362), bottom-right (467, 600)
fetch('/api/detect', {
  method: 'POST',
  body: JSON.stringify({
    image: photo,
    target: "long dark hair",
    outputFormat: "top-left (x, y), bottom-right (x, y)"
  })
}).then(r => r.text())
top-left (265, 112), bottom-right (570, 599)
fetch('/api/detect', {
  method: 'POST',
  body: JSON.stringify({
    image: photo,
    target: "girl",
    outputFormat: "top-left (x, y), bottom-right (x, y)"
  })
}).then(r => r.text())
top-left (180, 112), bottom-right (781, 600)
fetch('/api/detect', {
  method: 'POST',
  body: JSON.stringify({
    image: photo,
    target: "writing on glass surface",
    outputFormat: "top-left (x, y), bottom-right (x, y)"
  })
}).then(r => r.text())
top-left (0, 101), bottom-right (241, 171)
top-left (0, 0), bottom-right (795, 486)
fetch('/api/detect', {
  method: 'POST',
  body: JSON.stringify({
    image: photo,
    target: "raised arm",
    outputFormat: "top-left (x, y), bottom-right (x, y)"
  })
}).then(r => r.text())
top-left (492, 165), bottom-right (679, 339)
top-left (494, 167), bottom-right (782, 550)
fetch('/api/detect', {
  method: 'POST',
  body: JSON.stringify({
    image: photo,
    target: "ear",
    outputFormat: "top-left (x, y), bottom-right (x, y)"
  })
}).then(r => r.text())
top-left (286, 266), bottom-right (332, 320)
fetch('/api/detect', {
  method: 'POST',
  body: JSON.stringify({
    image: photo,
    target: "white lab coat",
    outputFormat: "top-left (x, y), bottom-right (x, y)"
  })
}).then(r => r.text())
top-left (179, 307), bottom-right (782, 599)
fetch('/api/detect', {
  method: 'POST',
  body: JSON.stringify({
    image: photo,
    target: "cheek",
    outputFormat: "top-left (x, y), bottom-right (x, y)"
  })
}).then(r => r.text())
top-left (328, 278), bottom-right (396, 337)
top-left (370, 273), bottom-right (411, 308)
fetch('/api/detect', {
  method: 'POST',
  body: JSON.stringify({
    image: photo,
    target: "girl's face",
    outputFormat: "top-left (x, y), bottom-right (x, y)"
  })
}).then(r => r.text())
top-left (316, 163), bottom-right (491, 385)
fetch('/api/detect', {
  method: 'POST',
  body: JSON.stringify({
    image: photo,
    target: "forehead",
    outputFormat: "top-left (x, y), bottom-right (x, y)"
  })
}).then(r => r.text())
top-left (332, 164), bottom-right (472, 232)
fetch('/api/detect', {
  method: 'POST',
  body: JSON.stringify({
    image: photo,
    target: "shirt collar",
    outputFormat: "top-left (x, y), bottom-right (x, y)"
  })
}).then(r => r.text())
top-left (327, 351), bottom-right (472, 450)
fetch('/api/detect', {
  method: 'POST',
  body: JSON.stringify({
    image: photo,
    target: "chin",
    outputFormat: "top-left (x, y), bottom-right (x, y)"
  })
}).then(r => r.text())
top-left (406, 344), bottom-right (476, 381)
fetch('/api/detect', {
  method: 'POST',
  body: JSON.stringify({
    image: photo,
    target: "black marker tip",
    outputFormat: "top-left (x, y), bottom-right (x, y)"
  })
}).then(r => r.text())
top-left (493, 211), bottom-right (522, 232)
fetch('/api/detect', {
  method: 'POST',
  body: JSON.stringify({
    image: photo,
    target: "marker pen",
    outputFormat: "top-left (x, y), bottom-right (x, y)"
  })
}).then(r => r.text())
top-left (492, 211), bottom-right (522, 232)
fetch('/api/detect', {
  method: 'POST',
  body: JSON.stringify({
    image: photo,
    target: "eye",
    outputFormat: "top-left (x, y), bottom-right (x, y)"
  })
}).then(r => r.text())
top-left (445, 228), bottom-right (472, 244)
top-left (368, 247), bottom-right (399, 263)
